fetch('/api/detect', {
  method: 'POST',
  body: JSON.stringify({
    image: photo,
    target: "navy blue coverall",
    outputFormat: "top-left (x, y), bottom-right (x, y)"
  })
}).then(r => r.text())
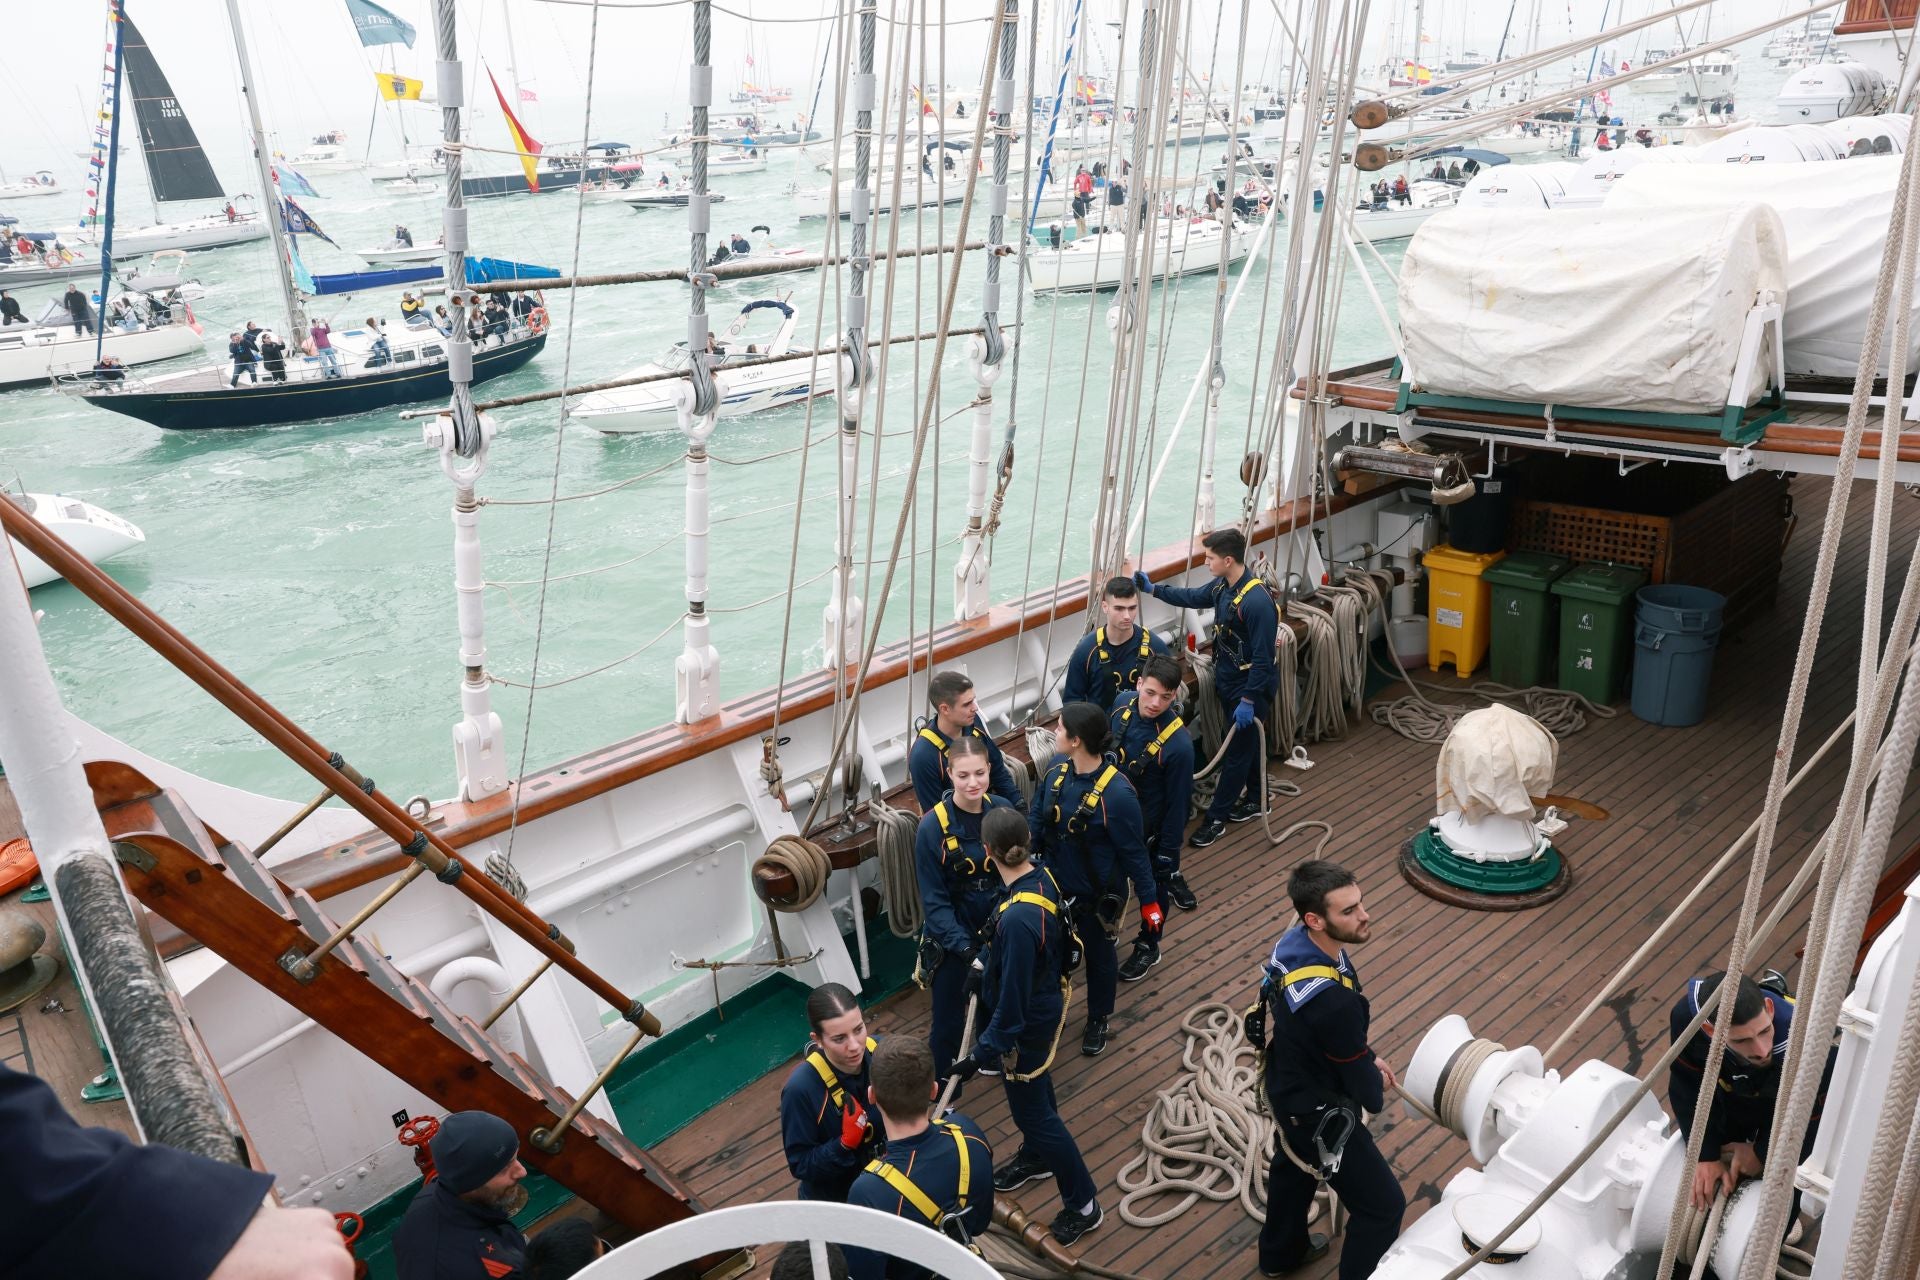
top-left (843, 1112), bottom-right (995, 1280)
top-left (780, 1037), bottom-right (887, 1202)
top-left (1109, 690), bottom-right (1196, 942)
top-left (914, 791), bottom-right (1015, 1077)
top-left (1061, 625), bottom-right (1168, 712)
top-left (1028, 756), bottom-right (1155, 1022)
top-left (393, 1177), bottom-right (529, 1280)
top-left (1150, 570), bottom-right (1279, 821)
top-left (908, 719), bottom-right (1026, 814)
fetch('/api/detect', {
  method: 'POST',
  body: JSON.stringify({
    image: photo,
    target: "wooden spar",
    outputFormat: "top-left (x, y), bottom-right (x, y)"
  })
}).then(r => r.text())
top-left (0, 498), bottom-right (661, 1035)
top-left (399, 325), bottom-right (1001, 418)
top-left (462, 238), bottom-right (992, 294)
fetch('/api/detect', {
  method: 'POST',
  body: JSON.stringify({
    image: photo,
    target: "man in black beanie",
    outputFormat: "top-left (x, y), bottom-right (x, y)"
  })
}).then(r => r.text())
top-left (394, 1110), bottom-right (531, 1280)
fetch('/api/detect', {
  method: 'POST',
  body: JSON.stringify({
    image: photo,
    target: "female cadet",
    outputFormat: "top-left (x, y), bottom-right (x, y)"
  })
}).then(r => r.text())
top-left (1028, 702), bottom-right (1159, 1057)
top-left (779, 984), bottom-right (885, 1201)
top-left (950, 807), bottom-right (1102, 1246)
top-left (914, 735), bottom-right (1017, 1080)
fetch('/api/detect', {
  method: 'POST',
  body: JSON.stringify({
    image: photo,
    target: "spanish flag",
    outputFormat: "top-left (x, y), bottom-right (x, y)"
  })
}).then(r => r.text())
top-left (377, 72), bottom-right (424, 101)
top-left (487, 66), bottom-right (542, 192)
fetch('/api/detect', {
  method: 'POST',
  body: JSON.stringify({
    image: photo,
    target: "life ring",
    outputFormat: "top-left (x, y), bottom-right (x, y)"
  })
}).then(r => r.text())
top-left (527, 306), bottom-right (548, 334)
top-left (0, 837), bottom-right (37, 897)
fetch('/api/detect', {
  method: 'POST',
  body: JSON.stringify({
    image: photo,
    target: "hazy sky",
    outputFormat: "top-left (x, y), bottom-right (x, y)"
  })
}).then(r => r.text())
top-left (1, 0), bottom-right (1810, 175)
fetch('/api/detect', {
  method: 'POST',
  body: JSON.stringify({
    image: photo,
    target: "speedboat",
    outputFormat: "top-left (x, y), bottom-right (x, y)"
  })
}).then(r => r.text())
top-left (3, 490), bottom-right (144, 588)
top-left (0, 171), bottom-right (60, 199)
top-left (0, 285), bottom-right (203, 391)
top-left (0, 241), bottom-right (100, 285)
top-left (1025, 216), bottom-right (1251, 292)
top-left (708, 147), bottom-right (770, 176)
top-left (357, 236), bottom-right (444, 265)
top-left (568, 297), bottom-right (833, 433)
top-left (708, 225), bottom-right (813, 278)
top-left (623, 180), bottom-right (729, 210)
top-left (1286, 177), bottom-right (1461, 243)
top-left (282, 130), bottom-right (358, 173)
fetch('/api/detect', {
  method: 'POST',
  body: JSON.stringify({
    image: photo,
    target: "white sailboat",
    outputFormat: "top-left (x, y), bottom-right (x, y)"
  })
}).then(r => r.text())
top-left (0, 288), bottom-right (202, 390)
top-left (0, 171), bottom-right (60, 199)
top-left (281, 129), bottom-right (359, 173)
top-left (568, 297), bottom-right (833, 433)
top-left (3, 491), bottom-right (145, 588)
top-left (1026, 215), bottom-right (1250, 292)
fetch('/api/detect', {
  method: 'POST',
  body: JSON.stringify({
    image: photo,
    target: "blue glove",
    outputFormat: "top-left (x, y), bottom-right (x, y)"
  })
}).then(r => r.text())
top-left (1234, 699), bottom-right (1257, 731)
top-left (1133, 570), bottom-right (1153, 596)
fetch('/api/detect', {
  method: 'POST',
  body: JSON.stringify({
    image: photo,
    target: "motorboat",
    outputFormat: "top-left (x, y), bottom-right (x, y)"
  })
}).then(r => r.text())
top-left (0, 241), bottom-right (100, 285)
top-left (568, 297), bottom-right (833, 433)
top-left (0, 171), bottom-right (60, 199)
top-left (282, 130), bottom-right (358, 173)
top-left (2, 490), bottom-right (144, 588)
top-left (1634, 49), bottom-right (1740, 100)
top-left (0, 286), bottom-right (203, 390)
top-left (1287, 176), bottom-right (1461, 243)
top-left (357, 235), bottom-right (445, 265)
top-left (707, 147), bottom-right (770, 175)
top-left (368, 148), bottom-right (446, 181)
top-left (623, 180), bottom-right (729, 210)
top-left (378, 175), bottom-right (440, 195)
top-left (1025, 215), bottom-right (1251, 292)
top-left (708, 225), bottom-right (814, 277)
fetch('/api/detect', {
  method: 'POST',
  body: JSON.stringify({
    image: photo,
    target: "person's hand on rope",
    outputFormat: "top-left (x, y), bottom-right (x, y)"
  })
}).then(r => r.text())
top-left (1374, 1054), bottom-right (1398, 1092)
top-left (962, 953), bottom-right (986, 1001)
top-left (1690, 1158), bottom-right (1735, 1209)
top-left (1233, 698), bottom-right (1257, 731)
top-left (1141, 902), bottom-right (1164, 933)
top-left (839, 1096), bottom-right (873, 1150)
top-left (948, 1047), bottom-right (1002, 1084)
top-left (1133, 569), bottom-right (1154, 596)
top-left (1725, 1140), bottom-right (1763, 1181)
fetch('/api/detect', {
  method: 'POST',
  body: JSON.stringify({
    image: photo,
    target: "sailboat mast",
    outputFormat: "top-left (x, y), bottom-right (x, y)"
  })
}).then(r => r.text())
top-left (222, 0), bottom-right (307, 339)
top-left (93, 0), bottom-right (127, 365)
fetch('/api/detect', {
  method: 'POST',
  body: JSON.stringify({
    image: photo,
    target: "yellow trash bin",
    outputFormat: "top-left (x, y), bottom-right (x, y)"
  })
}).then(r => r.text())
top-left (1425, 544), bottom-right (1506, 675)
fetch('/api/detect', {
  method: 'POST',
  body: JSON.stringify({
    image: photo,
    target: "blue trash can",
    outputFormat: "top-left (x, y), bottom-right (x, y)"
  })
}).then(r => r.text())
top-left (1630, 585), bottom-right (1727, 726)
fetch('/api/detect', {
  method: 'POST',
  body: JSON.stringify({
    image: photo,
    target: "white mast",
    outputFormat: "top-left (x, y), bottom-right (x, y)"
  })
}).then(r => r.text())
top-left (676, 0), bottom-right (722, 723)
top-left (222, 0), bottom-right (308, 340)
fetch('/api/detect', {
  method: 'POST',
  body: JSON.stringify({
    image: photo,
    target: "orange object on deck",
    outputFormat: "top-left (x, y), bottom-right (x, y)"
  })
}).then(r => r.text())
top-left (0, 838), bottom-right (37, 897)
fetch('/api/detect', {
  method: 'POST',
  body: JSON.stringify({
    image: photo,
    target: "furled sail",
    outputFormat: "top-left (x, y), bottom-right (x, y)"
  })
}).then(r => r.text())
top-left (119, 15), bottom-right (225, 203)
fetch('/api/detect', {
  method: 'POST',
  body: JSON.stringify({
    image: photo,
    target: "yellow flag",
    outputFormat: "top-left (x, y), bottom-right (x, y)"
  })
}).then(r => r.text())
top-left (377, 73), bottom-right (424, 102)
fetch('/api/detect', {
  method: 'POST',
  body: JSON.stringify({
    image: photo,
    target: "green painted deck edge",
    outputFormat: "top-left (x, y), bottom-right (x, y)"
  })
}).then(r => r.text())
top-left (354, 923), bottom-right (916, 1278)
top-left (1411, 826), bottom-right (1562, 892)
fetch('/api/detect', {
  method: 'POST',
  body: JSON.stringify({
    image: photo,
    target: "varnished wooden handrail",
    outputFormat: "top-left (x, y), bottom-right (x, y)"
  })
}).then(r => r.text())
top-left (0, 498), bottom-right (662, 1036)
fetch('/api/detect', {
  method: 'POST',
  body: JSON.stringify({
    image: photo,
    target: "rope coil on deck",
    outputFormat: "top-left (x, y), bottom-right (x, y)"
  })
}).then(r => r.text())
top-left (870, 796), bottom-right (922, 938)
top-left (753, 836), bottom-right (834, 912)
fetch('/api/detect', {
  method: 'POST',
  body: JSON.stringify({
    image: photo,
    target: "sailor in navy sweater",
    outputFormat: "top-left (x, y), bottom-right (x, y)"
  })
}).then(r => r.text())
top-left (1135, 527), bottom-right (1279, 848)
top-left (1029, 701), bottom-right (1158, 1058)
top-left (914, 734), bottom-right (1017, 1079)
top-left (949, 807), bottom-right (1103, 1247)
top-left (1109, 655), bottom-right (1198, 985)
top-left (907, 669), bottom-right (1025, 813)
top-left (1252, 861), bottom-right (1403, 1278)
top-left (843, 1038), bottom-right (993, 1280)
top-left (1667, 971), bottom-right (1835, 1211)
top-left (1061, 576), bottom-right (1169, 712)
top-left (780, 984), bottom-right (887, 1202)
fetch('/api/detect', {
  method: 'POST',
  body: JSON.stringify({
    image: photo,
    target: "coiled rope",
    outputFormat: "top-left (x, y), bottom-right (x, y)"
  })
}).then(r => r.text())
top-left (753, 836), bottom-right (833, 912)
top-left (1431, 1037), bottom-right (1502, 1134)
top-left (870, 796), bottom-right (922, 938)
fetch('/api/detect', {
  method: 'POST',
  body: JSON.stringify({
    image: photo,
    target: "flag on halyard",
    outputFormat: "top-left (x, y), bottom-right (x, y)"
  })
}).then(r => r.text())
top-left (281, 196), bottom-right (337, 247)
top-left (518, 87), bottom-right (539, 104)
top-left (488, 67), bottom-right (544, 191)
top-left (277, 165), bottom-right (322, 199)
top-left (343, 0), bottom-right (415, 49)
top-left (377, 72), bottom-right (425, 101)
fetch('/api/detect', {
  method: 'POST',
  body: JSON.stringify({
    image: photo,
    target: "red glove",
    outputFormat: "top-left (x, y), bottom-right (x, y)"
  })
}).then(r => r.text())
top-left (839, 1096), bottom-right (871, 1150)
top-left (1141, 902), bottom-right (1165, 932)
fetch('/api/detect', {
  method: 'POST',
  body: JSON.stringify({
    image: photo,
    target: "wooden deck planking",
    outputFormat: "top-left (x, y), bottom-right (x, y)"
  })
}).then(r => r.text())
top-left (653, 474), bottom-right (1920, 1278)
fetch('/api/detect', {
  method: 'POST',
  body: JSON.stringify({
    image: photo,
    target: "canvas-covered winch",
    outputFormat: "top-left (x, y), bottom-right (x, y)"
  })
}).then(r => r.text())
top-left (1402, 704), bottom-right (1569, 903)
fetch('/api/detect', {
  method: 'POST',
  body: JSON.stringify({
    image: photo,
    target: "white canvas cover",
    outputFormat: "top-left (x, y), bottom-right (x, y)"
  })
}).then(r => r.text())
top-left (1606, 154), bottom-right (1907, 378)
top-left (1435, 704), bottom-right (1557, 822)
top-left (1399, 202), bottom-right (1787, 413)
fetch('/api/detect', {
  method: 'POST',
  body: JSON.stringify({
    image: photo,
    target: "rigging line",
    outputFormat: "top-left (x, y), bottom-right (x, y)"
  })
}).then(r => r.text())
top-left (479, 456), bottom-right (681, 506)
top-left (489, 613), bottom-right (683, 690)
top-left (799, 0), bottom-right (1010, 836)
top-left (907, 0), bottom-right (932, 742)
top-left (529, 0), bottom-right (993, 18)
top-left (500, 0), bottom-right (609, 866)
top-left (485, 533), bottom-right (678, 587)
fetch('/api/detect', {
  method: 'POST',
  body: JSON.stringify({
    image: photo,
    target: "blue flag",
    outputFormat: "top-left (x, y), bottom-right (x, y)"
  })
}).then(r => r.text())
top-left (344, 0), bottom-right (416, 49)
top-left (278, 165), bottom-right (322, 199)
top-left (287, 234), bottom-right (319, 296)
top-left (281, 196), bottom-right (338, 247)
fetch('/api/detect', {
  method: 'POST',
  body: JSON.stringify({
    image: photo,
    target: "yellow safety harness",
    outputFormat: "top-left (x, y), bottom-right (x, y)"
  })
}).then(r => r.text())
top-left (929, 800), bottom-right (994, 877)
top-left (1094, 625), bottom-right (1156, 692)
top-left (1045, 760), bottom-right (1121, 835)
top-left (1114, 706), bottom-right (1186, 770)
top-left (805, 1037), bottom-right (880, 1111)
top-left (1278, 964), bottom-right (1356, 994)
top-left (990, 871), bottom-right (1078, 1082)
top-left (1213, 576), bottom-right (1267, 671)
top-left (862, 1123), bottom-right (975, 1230)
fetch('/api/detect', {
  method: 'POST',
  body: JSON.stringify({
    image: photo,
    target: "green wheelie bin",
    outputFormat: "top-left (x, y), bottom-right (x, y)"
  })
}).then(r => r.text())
top-left (1481, 551), bottom-right (1572, 688)
top-left (1551, 561), bottom-right (1650, 704)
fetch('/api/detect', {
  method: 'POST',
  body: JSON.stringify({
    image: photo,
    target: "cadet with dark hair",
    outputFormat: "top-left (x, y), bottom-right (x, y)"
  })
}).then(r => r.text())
top-left (1029, 702), bottom-right (1157, 1057)
top-left (1668, 971), bottom-right (1835, 1211)
top-left (1110, 654), bottom-right (1197, 984)
top-left (844, 1039), bottom-right (993, 1280)
top-left (780, 984), bottom-right (887, 1202)
top-left (523, 1218), bottom-right (606, 1280)
top-left (773, 1241), bottom-right (852, 1280)
top-left (915, 735), bottom-right (1018, 1079)
top-left (908, 671), bottom-right (1025, 814)
top-left (1062, 577), bottom-right (1169, 712)
top-left (1250, 861), bottom-right (1403, 1278)
top-left (1135, 528), bottom-right (1279, 848)
top-left (951, 808), bottom-right (1103, 1246)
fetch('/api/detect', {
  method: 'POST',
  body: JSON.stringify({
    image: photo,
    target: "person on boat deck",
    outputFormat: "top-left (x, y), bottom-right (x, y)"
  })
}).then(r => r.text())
top-left (0, 238), bottom-right (12, 264)
top-left (1110, 655), bottom-right (1197, 985)
top-left (512, 292), bottom-right (537, 321)
top-left (1062, 575), bottom-right (1169, 713)
top-left (311, 316), bottom-right (342, 379)
top-left (1667, 971), bottom-right (1836, 1213)
top-left (731, 231), bottom-right (752, 255)
top-left (916, 735), bottom-right (1018, 1080)
top-left (1048, 221), bottom-right (1064, 251)
top-left (843, 1039), bottom-right (994, 1280)
top-left (366, 316), bottom-right (392, 367)
top-left (400, 291), bottom-right (428, 327)
top-left (91, 355), bottom-right (126, 384)
top-left (1, 1061), bottom-right (352, 1280)
top-left (223, 201), bottom-right (238, 223)
top-left (1430, 161), bottom-right (1447, 179)
top-left (780, 982), bottom-right (888, 1202)
top-left (950, 808), bottom-right (1104, 1246)
top-left (1392, 176), bottom-right (1410, 206)
top-left (63, 284), bottom-right (95, 336)
top-left (109, 297), bottom-right (140, 332)
top-left (0, 290), bottom-right (25, 326)
top-left (394, 223), bottom-right (414, 248)
top-left (1030, 702), bottom-right (1157, 1057)
top-left (393, 1110), bottom-right (531, 1280)
top-left (1254, 860), bottom-right (1405, 1279)
top-left (909, 670), bottom-right (1026, 814)
top-left (432, 304), bottom-right (455, 337)
top-left (775, 1242), bottom-right (851, 1280)
top-left (1135, 527), bottom-right (1279, 849)
top-left (227, 331), bottom-right (258, 387)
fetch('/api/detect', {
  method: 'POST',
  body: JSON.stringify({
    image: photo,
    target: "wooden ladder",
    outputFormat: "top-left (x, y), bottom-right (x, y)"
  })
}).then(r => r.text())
top-left (87, 761), bottom-right (709, 1259)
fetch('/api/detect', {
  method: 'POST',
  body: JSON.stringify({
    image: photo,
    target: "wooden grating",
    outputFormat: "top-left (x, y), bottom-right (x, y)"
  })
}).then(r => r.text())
top-left (652, 475), bottom-right (1920, 1280)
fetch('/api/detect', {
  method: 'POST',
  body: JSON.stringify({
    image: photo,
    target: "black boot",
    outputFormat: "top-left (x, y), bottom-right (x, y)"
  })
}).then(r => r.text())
top-left (1118, 942), bottom-right (1160, 983)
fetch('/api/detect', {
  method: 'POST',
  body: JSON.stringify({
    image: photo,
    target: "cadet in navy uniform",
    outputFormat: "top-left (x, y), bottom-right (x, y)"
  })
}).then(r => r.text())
top-left (1062, 576), bottom-right (1169, 712)
top-left (909, 670), bottom-right (1026, 814)
top-left (1111, 654), bottom-right (1197, 984)
top-left (780, 984), bottom-right (887, 1202)
top-left (1668, 971), bottom-right (1835, 1211)
top-left (1252, 860), bottom-right (1403, 1278)
top-left (916, 735), bottom-right (1017, 1079)
top-left (394, 1109), bottom-right (532, 1280)
top-left (951, 807), bottom-right (1105, 1246)
top-left (1, 1061), bottom-right (351, 1280)
top-left (1029, 701), bottom-right (1159, 1057)
top-left (844, 1038), bottom-right (993, 1280)
top-left (1135, 528), bottom-right (1279, 848)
